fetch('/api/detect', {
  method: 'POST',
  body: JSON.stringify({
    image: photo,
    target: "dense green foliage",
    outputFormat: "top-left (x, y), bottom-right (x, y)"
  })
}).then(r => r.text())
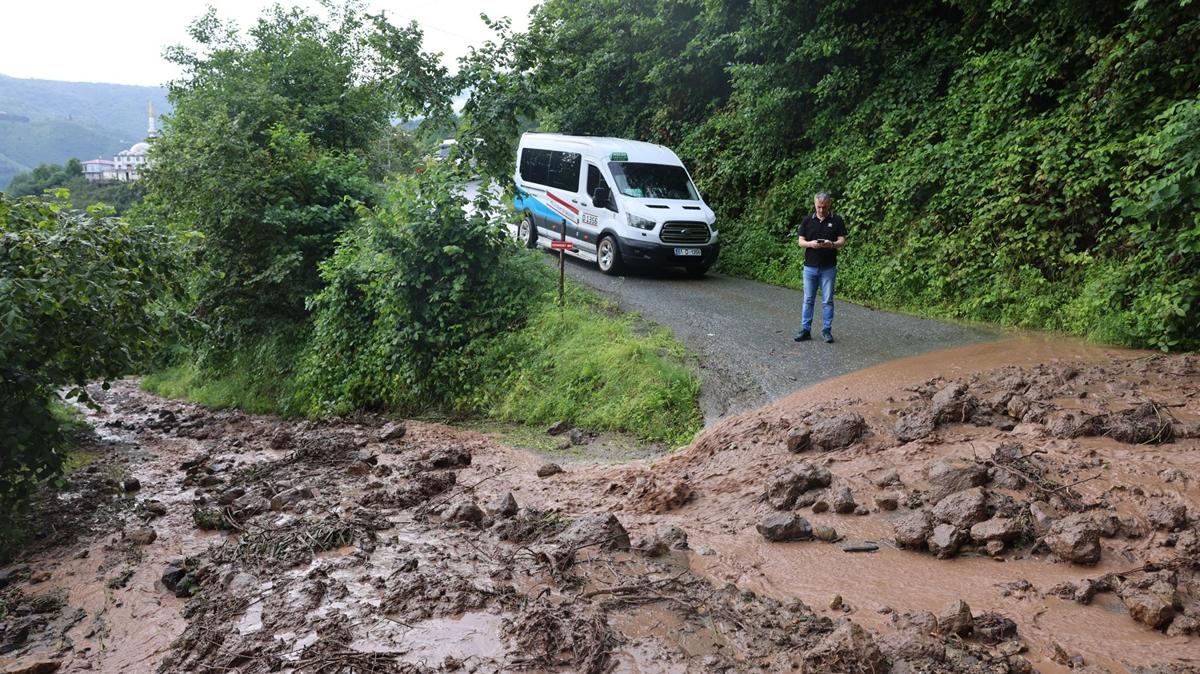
top-left (146, 4), bottom-right (450, 374)
top-left (5, 160), bottom-right (144, 213)
top-left (479, 0), bottom-right (1199, 350)
top-left (296, 165), bottom-right (538, 413)
top-left (0, 193), bottom-right (182, 524)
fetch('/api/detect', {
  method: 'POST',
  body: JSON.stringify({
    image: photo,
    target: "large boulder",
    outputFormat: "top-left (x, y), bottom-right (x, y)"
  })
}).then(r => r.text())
top-left (931, 487), bottom-right (988, 529)
top-left (765, 462), bottom-right (832, 510)
top-left (757, 513), bottom-right (813, 542)
top-left (925, 458), bottom-right (988, 502)
top-left (559, 513), bottom-right (630, 551)
top-left (1148, 502), bottom-right (1188, 531)
top-left (1044, 514), bottom-right (1102, 565)
top-left (1123, 592), bottom-right (1177, 630)
top-left (810, 413), bottom-right (867, 451)
top-left (893, 510), bottom-right (934, 549)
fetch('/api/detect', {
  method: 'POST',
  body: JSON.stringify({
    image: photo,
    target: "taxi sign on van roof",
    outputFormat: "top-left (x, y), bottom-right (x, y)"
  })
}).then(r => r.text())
top-left (609, 152), bottom-right (629, 161)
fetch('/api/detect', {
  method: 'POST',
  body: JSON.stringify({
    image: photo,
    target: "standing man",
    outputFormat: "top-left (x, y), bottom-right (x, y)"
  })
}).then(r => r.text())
top-left (794, 192), bottom-right (847, 343)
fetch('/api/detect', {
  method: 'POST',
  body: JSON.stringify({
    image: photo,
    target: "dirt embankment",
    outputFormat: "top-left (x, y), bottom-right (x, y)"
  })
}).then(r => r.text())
top-left (1, 337), bottom-right (1198, 674)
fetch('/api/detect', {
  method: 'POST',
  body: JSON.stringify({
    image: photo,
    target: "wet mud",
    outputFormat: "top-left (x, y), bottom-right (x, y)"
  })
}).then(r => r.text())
top-left (1, 334), bottom-right (1198, 673)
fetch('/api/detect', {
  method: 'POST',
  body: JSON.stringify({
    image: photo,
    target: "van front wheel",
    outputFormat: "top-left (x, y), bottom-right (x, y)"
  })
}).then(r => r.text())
top-left (597, 235), bottom-right (623, 275)
top-left (518, 216), bottom-right (536, 249)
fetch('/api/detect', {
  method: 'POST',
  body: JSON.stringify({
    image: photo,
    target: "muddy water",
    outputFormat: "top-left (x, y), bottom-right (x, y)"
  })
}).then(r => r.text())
top-left (3, 334), bottom-right (1196, 673)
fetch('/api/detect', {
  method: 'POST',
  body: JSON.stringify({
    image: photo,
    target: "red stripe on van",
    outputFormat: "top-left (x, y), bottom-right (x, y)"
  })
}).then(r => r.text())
top-left (546, 191), bottom-right (579, 215)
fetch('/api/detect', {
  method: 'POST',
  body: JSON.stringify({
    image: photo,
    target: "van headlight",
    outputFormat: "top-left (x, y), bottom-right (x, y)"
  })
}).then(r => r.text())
top-left (628, 213), bottom-right (656, 230)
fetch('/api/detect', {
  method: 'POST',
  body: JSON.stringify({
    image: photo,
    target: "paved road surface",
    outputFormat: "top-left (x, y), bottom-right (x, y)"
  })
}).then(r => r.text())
top-left (552, 255), bottom-right (998, 423)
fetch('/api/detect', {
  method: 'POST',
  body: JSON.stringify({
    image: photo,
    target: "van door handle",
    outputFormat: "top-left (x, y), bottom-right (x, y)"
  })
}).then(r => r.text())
top-left (570, 199), bottom-right (579, 204)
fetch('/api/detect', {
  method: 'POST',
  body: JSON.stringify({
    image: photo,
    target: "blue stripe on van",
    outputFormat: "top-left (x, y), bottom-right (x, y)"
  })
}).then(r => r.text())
top-left (514, 191), bottom-right (570, 227)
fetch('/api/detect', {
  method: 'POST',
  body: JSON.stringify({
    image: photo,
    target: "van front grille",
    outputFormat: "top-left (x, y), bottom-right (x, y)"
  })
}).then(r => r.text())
top-left (659, 221), bottom-right (710, 244)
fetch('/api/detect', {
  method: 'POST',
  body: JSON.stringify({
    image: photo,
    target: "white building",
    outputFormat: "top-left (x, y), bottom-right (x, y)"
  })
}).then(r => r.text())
top-left (82, 102), bottom-right (158, 183)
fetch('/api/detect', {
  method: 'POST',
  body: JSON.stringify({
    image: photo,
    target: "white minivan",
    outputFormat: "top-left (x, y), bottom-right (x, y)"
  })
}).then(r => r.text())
top-left (512, 133), bottom-right (719, 276)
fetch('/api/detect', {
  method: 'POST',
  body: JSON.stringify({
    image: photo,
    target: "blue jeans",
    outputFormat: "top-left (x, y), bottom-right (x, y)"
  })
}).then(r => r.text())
top-left (800, 265), bottom-right (837, 333)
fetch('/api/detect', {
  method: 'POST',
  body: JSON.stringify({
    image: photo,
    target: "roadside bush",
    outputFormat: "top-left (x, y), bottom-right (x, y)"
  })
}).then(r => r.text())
top-left (0, 193), bottom-right (182, 526)
top-left (296, 165), bottom-right (541, 414)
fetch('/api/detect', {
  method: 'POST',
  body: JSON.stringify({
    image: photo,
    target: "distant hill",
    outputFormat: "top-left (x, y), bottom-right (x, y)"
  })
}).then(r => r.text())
top-left (0, 74), bottom-right (171, 189)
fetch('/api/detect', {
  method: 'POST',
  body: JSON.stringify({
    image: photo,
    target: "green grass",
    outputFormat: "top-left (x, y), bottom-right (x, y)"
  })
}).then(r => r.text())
top-left (465, 290), bottom-right (703, 446)
top-left (142, 286), bottom-right (703, 447)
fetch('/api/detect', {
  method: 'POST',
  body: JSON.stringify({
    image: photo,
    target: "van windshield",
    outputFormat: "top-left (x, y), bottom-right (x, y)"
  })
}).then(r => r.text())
top-left (607, 162), bottom-right (699, 200)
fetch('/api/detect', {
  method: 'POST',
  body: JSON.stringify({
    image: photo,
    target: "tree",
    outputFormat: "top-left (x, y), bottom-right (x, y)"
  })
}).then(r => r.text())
top-left (1, 193), bottom-right (184, 524)
top-left (146, 2), bottom-right (452, 368)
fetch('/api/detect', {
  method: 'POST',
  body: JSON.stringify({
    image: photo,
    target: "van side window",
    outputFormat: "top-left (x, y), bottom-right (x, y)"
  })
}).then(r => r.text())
top-left (586, 164), bottom-right (618, 212)
top-left (520, 148), bottom-right (581, 192)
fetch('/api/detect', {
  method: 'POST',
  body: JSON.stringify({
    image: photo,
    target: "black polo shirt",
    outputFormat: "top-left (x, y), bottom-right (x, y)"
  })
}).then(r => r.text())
top-left (797, 213), bottom-right (847, 268)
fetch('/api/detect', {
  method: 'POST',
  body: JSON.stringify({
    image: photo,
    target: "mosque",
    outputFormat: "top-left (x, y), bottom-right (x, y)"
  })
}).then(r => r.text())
top-left (81, 102), bottom-right (158, 183)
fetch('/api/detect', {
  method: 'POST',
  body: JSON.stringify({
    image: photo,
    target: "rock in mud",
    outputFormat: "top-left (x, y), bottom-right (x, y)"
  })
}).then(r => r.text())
top-left (1029, 500), bottom-right (1058, 535)
top-left (421, 447), bottom-right (471, 469)
top-left (937, 599), bottom-right (974, 636)
top-left (558, 513), bottom-right (630, 551)
top-left (757, 513), bottom-right (813, 542)
top-left (1105, 402), bottom-right (1174, 444)
top-left (927, 524), bottom-right (967, 558)
top-left (803, 622), bottom-right (887, 673)
top-left (161, 562), bottom-right (188, 594)
top-left (378, 421), bottom-right (407, 441)
top-left (487, 492), bottom-right (519, 518)
top-left (442, 501), bottom-right (484, 525)
top-left (269, 487), bottom-right (312, 511)
top-left (1148, 502), bottom-right (1188, 531)
top-left (878, 629), bottom-right (945, 662)
top-left (127, 527), bottom-right (157, 545)
top-left (814, 525), bottom-right (840, 542)
top-left (811, 499), bottom-right (830, 513)
top-left (974, 612), bottom-right (1017, 643)
top-left (121, 477), bottom-right (141, 492)
top-left (874, 470), bottom-right (902, 487)
top-left (832, 486), bottom-right (857, 514)
top-left (1123, 591), bottom-right (1178, 630)
top-left (568, 429), bottom-right (589, 445)
top-left (536, 463), bottom-right (563, 478)
top-left (895, 409), bottom-right (936, 442)
top-left (546, 420), bottom-right (571, 435)
top-left (765, 461), bottom-right (832, 510)
top-left (810, 412), bottom-right (867, 451)
top-left (931, 487), bottom-right (988, 529)
top-left (217, 487), bottom-right (246, 505)
top-left (969, 516), bottom-right (1023, 544)
top-left (840, 541), bottom-right (879, 553)
top-left (2, 658), bottom-right (62, 674)
top-left (931, 382), bottom-right (977, 423)
top-left (893, 510), bottom-right (934, 549)
top-left (657, 525), bottom-right (689, 550)
top-left (926, 457), bottom-right (988, 502)
top-left (1166, 612), bottom-right (1200, 637)
top-left (875, 494), bottom-right (899, 511)
top-left (785, 425), bottom-right (812, 452)
top-left (140, 499), bottom-right (168, 517)
top-left (233, 494), bottom-right (270, 517)
top-left (1044, 514), bottom-right (1102, 565)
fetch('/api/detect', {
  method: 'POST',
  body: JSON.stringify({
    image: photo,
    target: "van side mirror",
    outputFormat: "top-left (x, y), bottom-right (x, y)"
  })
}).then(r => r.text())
top-left (593, 186), bottom-right (611, 210)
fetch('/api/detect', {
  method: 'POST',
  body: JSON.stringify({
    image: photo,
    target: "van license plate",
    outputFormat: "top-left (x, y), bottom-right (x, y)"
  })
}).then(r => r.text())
top-left (674, 248), bottom-right (701, 257)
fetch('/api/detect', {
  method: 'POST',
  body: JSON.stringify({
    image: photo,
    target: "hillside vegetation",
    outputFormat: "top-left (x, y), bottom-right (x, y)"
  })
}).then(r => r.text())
top-left (479, 0), bottom-right (1199, 350)
top-left (0, 74), bottom-right (169, 188)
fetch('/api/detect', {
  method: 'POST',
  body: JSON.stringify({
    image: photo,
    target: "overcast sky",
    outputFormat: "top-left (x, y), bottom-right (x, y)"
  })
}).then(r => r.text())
top-left (0, 0), bottom-right (538, 87)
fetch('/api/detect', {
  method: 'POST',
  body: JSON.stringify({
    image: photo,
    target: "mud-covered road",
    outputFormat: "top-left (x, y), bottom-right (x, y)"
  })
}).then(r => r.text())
top-left (552, 256), bottom-right (997, 423)
top-left (2, 338), bottom-right (1199, 674)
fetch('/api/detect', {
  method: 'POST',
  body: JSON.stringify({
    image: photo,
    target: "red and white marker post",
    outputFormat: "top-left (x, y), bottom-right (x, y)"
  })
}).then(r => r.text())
top-left (551, 222), bottom-right (574, 307)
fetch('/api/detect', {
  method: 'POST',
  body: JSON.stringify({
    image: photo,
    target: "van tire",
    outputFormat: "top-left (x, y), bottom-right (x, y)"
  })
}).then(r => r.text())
top-left (597, 235), bottom-right (623, 275)
top-left (518, 216), bottom-right (537, 249)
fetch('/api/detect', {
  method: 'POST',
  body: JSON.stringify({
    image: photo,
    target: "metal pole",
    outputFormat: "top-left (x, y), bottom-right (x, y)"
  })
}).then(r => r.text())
top-left (559, 219), bottom-right (566, 308)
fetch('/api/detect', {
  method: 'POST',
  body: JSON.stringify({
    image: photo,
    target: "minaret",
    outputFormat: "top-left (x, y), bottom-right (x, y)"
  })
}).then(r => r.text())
top-left (147, 101), bottom-right (158, 138)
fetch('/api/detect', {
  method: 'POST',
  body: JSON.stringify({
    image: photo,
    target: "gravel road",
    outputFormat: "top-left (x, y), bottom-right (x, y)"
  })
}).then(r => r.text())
top-left (552, 255), bottom-right (999, 423)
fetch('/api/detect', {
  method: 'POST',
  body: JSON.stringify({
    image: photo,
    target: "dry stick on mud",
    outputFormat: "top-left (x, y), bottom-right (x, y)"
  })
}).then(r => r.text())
top-left (970, 442), bottom-right (1089, 511)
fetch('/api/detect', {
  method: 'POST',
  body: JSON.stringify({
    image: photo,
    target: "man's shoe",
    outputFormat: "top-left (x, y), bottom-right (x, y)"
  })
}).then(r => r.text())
top-left (822, 329), bottom-right (834, 343)
top-left (794, 330), bottom-right (811, 342)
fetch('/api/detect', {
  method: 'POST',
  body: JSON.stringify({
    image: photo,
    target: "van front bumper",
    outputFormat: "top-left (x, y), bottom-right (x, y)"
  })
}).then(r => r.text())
top-left (616, 236), bottom-right (720, 269)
